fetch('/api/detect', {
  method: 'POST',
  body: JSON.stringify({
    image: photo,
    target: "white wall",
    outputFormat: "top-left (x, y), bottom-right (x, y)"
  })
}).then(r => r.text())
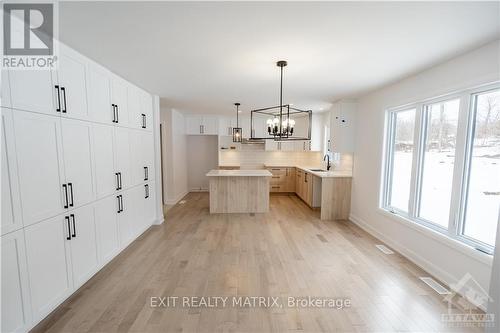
top-left (187, 136), bottom-right (218, 191)
top-left (351, 40), bottom-right (500, 294)
top-left (161, 108), bottom-right (189, 205)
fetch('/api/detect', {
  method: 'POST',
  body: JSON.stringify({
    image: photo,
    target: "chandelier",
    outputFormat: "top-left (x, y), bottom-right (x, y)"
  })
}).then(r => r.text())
top-left (232, 102), bottom-right (242, 142)
top-left (250, 60), bottom-right (312, 141)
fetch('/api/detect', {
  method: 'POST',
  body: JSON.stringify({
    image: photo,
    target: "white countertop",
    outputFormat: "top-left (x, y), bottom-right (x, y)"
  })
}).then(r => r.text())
top-left (206, 169), bottom-right (273, 177)
top-left (264, 164), bottom-right (353, 178)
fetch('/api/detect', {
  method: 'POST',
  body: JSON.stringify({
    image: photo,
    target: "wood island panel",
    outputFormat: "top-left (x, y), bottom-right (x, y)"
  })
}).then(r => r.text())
top-left (209, 176), bottom-right (270, 213)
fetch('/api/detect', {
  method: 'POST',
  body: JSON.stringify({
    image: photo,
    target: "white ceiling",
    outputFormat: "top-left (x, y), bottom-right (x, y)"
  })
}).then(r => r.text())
top-left (59, 1), bottom-right (500, 115)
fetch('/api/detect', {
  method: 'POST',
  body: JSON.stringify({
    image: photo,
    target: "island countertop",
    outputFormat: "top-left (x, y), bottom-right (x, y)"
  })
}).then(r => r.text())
top-left (206, 170), bottom-right (272, 177)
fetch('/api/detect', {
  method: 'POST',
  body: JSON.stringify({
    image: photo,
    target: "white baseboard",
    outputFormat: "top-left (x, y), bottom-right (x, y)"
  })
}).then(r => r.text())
top-left (349, 214), bottom-right (458, 290)
top-left (153, 217), bottom-right (164, 225)
top-left (165, 191), bottom-right (189, 205)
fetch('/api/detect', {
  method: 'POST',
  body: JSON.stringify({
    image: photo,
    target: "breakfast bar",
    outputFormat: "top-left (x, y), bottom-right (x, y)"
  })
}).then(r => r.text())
top-left (206, 169), bottom-right (272, 213)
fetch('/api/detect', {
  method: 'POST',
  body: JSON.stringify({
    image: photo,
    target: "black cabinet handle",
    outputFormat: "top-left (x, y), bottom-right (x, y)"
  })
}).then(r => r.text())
top-left (62, 184), bottom-right (69, 209)
top-left (145, 184), bottom-right (149, 198)
top-left (68, 182), bottom-right (74, 207)
top-left (119, 195), bottom-right (124, 212)
top-left (115, 105), bottom-right (119, 123)
top-left (111, 104), bottom-right (116, 123)
top-left (61, 87), bottom-right (67, 113)
top-left (144, 167), bottom-right (148, 181)
top-left (55, 85), bottom-right (61, 112)
top-left (65, 216), bottom-right (71, 240)
top-left (141, 114), bottom-right (146, 128)
top-left (115, 172), bottom-right (120, 190)
top-left (70, 214), bottom-right (76, 238)
top-left (117, 195), bottom-right (121, 213)
top-left (118, 172), bottom-right (122, 189)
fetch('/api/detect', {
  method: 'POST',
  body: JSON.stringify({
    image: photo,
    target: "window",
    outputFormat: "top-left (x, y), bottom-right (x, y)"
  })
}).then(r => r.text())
top-left (418, 99), bottom-right (460, 228)
top-left (462, 89), bottom-right (500, 247)
top-left (386, 109), bottom-right (416, 213)
top-left (382, 84), bottom-right (499, 254)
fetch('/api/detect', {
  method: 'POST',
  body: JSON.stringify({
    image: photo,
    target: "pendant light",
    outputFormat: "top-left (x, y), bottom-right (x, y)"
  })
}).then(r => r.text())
top-left (250, 60), bottom-right (311, 141)
top-left (232, 103), bottom-right (242, 142)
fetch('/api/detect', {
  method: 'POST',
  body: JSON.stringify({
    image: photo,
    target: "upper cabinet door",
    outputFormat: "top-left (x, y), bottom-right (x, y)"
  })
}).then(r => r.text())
top-left (68, 204), bottom-right (99, 289)
top-left (185, 115), bottom-right (203, 135)
top-left (92, 124), bottom-right (117, 199)
top-left (1, 109), bottom-right (23, 235)
top-left (57, 45), bottom-right (89, 120)
top-left (141, 91), bottom-right (153, 131)
top-left (13, 111), bottom-right (65, 227)
top-left (114, 127), bottom-right (131, 190)
top-left (87, 63), bottom-right (113, 124)
top-left (1, 230), bottom-right (32, 333)
top-left (8, 69), bottom-right (58, 115)
top-left (111, 77), bottom-right (129, 127)
top-left (202, 116), bottom-right (218, 135)
top-left (24, 214), bottom-right (72, 322)
top-left (94, 195), bottom-right (119, 264)
top-left (61, 118), bottom-right (96, 208)
top-left (127, 85), bottom-right (142, 130)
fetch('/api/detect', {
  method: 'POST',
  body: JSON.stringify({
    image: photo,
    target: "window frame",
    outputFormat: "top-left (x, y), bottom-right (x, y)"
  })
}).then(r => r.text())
top-left (381, 82), bottom-right (500, 255)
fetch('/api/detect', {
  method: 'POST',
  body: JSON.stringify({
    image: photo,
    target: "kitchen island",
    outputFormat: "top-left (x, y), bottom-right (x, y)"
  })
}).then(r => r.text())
top-left (206, 169), bottom-right (272, 213)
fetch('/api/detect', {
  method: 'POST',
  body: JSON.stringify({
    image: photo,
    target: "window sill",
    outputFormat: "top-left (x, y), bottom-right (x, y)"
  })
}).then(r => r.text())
top-left (377, 208), bottom-right (493, 266)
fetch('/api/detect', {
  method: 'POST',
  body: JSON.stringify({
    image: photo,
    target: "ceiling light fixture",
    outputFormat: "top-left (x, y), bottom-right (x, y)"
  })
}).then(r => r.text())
top-left (250, 61), bottom-right (312, 141)
top-left (232, 102), bottom-right (242, 142)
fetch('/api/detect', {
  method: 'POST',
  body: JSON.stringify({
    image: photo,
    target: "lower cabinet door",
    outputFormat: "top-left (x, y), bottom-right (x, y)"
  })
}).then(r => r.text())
top-left (117, 190), bottom-right (134, 247)
top-left (94, 195), bottom-right (120, 264)
top-left (130, 185), bottom-right (146, 237)
top-left (143, 182), bottom-right (156, 228)
top-left (1, 230), bottom-right (32, 333)
top-left (68, 205), bottom-right (99, 289)
top-left (24, 215), bottom-right (72, 321)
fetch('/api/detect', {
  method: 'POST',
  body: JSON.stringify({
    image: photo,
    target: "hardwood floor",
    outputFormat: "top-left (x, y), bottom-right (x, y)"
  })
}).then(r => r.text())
top-left (32, 193), bottom-right (484, 332)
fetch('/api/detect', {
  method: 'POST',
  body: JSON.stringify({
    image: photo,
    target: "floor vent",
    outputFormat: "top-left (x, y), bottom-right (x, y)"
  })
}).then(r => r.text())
top-left (419, 277), bottom-right (450, 295)
top-left (179, 200), bottom-right (186, 205)
top-left (375, 244), bottom-right (394, 254)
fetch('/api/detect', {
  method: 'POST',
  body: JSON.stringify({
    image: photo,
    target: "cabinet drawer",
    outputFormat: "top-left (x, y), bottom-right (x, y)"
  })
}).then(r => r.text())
top-left (270, 184), bottom-right (282, 192)
top-left (267, 167), bottom-right (287, 176)
top-left (270, 175), bottom-right (284, 184)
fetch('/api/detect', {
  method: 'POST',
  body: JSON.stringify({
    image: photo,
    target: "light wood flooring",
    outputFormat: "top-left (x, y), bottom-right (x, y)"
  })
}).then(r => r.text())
top-left (32, 193), bottom-right (484, 332)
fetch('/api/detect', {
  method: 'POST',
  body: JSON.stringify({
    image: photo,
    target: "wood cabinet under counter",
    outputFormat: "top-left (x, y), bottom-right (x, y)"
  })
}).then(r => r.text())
top-left (266, 167), bottom-right (295, 193)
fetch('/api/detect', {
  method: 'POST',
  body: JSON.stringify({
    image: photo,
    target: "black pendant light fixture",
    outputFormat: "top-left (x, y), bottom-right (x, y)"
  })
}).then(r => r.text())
top-left (232, 102), bottom-right (242, 142)
top-left (250, 60), bottom-right (312, 141)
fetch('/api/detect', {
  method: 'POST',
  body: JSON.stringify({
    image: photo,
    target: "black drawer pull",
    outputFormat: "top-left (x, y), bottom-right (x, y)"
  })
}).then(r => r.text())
top-left (144, 166), bottom-right (148, 181)
top-left (117, 195), bottom-right (121, 213)
top-left (68, 182), bottom-right (74, 207)
top-left (62, 184), bottom-right (69, 209)
top-left (142, 113), bottom-right (146, 128)
top-left (145, 184), bottom-right (149, 198)
top-left (65, 216), bottom-right (71, 240)
top-left (55, 85), bottom-right (61, 112)
top-left (70, 214), bottom-right (76, 238)
top-left (61, 87), bottom-right (67, 113)
top-left (111, 104), bottom-right (116, 123)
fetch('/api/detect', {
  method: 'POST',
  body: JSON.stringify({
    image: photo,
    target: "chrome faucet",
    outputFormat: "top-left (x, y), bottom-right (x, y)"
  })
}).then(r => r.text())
top-left (323, 154), bottom-right (331, 171)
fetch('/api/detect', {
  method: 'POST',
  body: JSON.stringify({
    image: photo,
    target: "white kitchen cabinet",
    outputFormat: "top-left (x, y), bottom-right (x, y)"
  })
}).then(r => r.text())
top-left (218, 116), bottom-right (235, 136)
top-left (117, 189), bottom-right (134, 247)
top-left (57, 45), bottom-right (89, 120)
top-left (141, 91), bottom-right (153, 131)
top-left (129, 183), bottom-right (155, 238)
top-left (67, 204), bottom-right (99, 289)
top-left (1, 230), bottom-right (32, 333)
top-left (94, 195), bottom-right (120, 264)
top-left (250, 117), bottom-right (267, 139)
top-left (1, 108), bottom-right (23, 235)
top-left (127, 85), bottom-right (142, 130)
top-left (24, 214), bottom-right (72, 322)
top-left (310, 113), bottom-right (323, 152)
top-left (8, 69), bottom-right (58, 115)
top-left (13, 111), bottom-right (66, 227)
top-left (330, 101), bottom-right (356, 153)
top-left (265, 140), bottom-right (295, 151)
top-left (114, 127), bottom-right (132, 190)
top-left (294, 140), bottom-right (311, 151)
top-left (130, 130), bottom-right (155, 186)
top-left (186, 115), bottom-right (218, 135)
top-left (111, 76), bottom-right (129, 126)
top-left (143, 182), bottom-right (156, 228)
top-left (61, 119), bottom-right (96, 208)
top-left (92, 124), bottom-right (117, 198)
top-left (87, 63), bottom-right (113, 124)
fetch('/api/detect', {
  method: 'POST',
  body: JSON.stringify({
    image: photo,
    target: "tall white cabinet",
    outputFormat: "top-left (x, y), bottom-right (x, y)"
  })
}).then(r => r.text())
top-left (1, 43), bottom-right (159, 333)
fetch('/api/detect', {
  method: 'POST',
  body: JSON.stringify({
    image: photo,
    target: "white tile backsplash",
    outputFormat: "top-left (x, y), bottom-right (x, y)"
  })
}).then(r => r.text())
top-left (219, 150), bottom-right (353, 171)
